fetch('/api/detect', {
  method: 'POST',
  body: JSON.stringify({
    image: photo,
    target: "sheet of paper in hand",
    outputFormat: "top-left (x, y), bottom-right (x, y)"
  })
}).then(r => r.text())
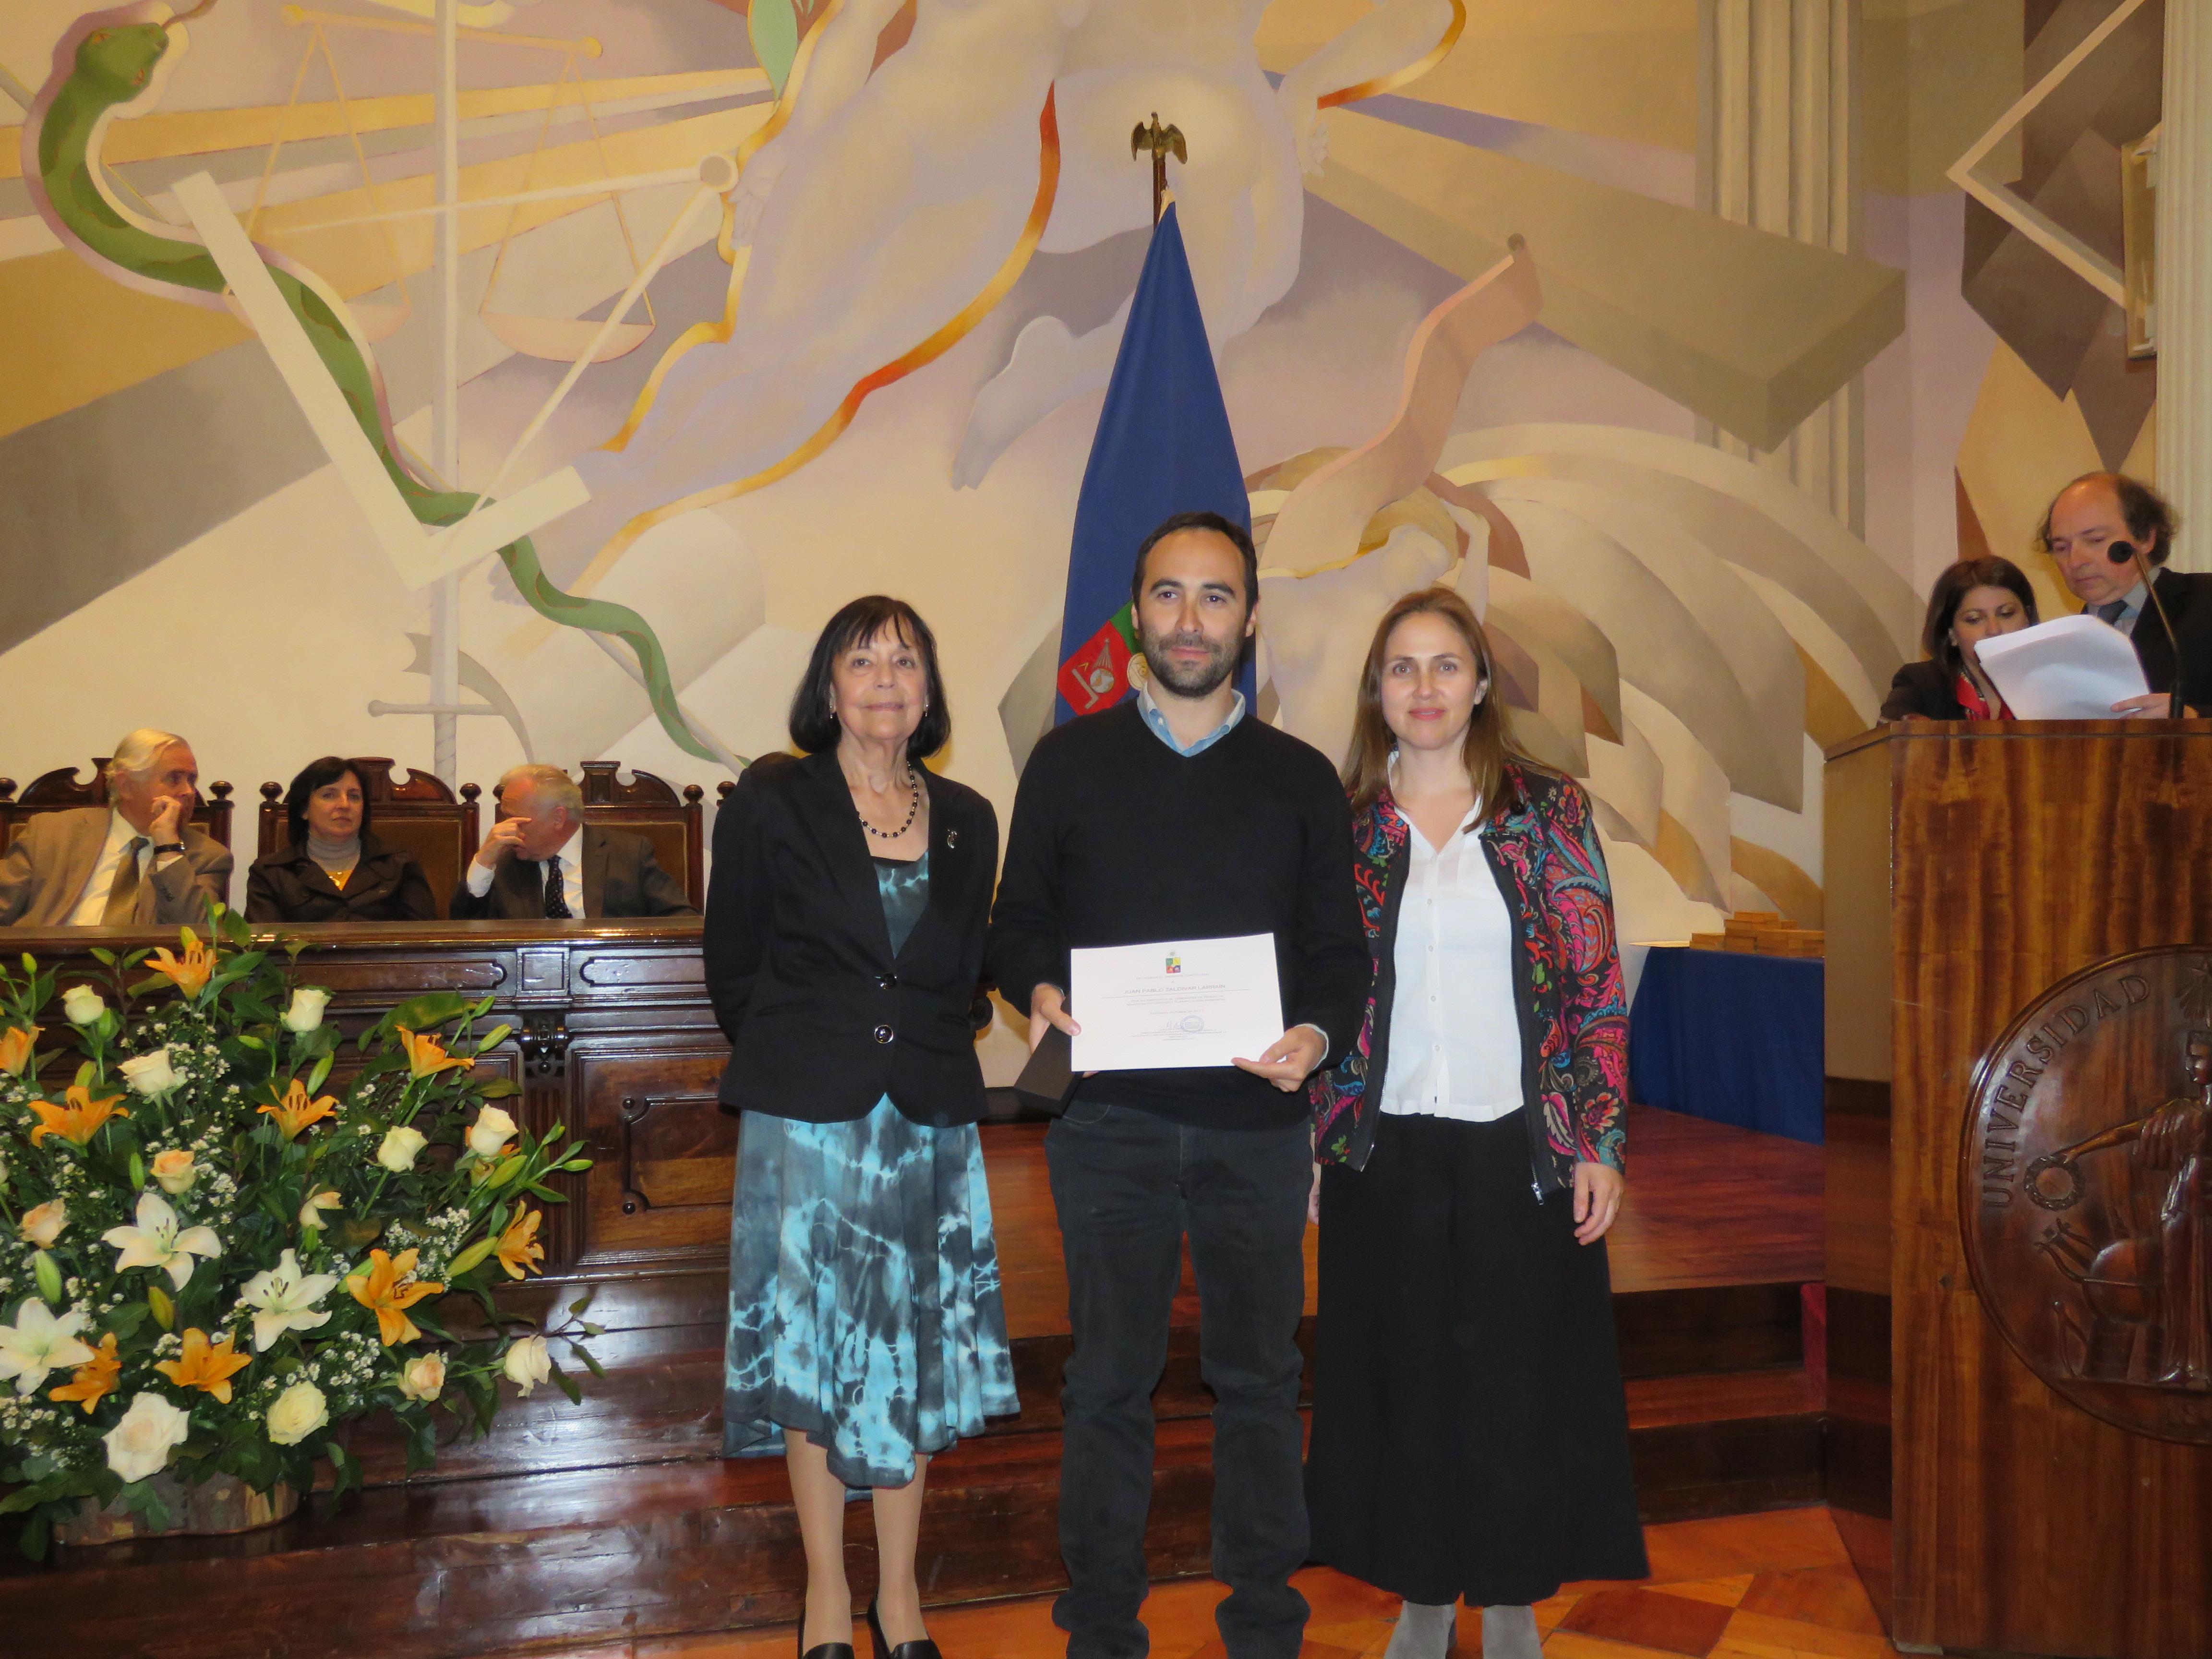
top-left (1976, 613), bottom-right (2151, 718)
top-left (1069, 933), bottom-right (1284, 1072)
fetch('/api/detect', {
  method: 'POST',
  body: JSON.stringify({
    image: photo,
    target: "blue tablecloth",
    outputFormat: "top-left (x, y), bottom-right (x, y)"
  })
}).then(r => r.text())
top-left (1627, 946), bottom-right (1824, 1143)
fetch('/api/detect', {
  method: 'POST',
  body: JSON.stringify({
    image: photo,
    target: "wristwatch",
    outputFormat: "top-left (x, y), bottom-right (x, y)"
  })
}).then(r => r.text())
top-left (152, 842), bottom-right (187, 855)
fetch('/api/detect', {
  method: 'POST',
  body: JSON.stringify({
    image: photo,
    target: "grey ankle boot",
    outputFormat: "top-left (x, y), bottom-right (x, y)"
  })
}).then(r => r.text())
top-left (1384, 1600), bottom-right (1457, 1659)
top-left (1479, 1605), bottom-right (1542, 1659)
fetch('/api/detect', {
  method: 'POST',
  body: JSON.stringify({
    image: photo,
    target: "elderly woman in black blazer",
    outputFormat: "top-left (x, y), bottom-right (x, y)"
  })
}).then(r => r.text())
top-left (245, 757), bottom-right (438, 922)
top-left (706, 595), bottom-right (1014, 1659)
top-left (1879, 557), bottom-right (2039, 721)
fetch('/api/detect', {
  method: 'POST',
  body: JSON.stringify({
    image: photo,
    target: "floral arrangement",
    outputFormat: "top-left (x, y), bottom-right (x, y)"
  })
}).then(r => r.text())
top-left (0, 908), bottom-right (597, 1558)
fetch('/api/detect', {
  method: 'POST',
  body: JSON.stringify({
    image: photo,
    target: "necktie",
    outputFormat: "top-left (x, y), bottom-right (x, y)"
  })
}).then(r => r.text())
top-left (2095, 599), bottom-right (2129, 625)
top-left (542, 855), bottom-right (573, 919)
top-left (101, 837), bottom-right (149, 924)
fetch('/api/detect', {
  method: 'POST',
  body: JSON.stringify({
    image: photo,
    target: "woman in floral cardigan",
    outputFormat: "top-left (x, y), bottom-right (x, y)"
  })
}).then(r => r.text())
top-left (1305, 588), bottom-right (1646, 1659)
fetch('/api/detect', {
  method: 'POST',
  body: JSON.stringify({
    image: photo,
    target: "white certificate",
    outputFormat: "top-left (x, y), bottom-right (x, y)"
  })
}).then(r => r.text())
top-left (1976, 613), bottom-right (2152, 718)
top-left (1070, 933), bottom-right (1285, 1072)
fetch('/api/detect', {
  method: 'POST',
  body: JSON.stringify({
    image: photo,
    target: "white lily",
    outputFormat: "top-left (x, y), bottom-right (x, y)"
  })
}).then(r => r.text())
top-left (101, 1190), bottom-right (222, 1289)
top-left (236, 1250), bottom-right (339, 1352)
top-left (0, 1298), bottom-right (96, 1396)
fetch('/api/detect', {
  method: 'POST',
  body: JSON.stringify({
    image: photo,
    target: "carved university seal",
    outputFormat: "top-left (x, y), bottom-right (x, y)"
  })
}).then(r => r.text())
top-left (1962, 948), bottom-right (2212, 1443)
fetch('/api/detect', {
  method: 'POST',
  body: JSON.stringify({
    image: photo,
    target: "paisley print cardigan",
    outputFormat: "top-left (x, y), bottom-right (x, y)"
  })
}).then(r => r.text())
top-left (1309, 759), bottom-right (1629, 1190)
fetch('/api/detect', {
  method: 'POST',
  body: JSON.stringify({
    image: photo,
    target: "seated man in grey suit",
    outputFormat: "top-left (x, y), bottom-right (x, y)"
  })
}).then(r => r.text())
top-left (451, 763), bottom-right (697, 920)
top-left (0, 729), bottom-right (233, 927)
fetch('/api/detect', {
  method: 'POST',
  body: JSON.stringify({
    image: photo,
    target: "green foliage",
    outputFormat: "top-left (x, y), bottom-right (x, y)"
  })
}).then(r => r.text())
top-left (0, 918), bottom-right (595, 1559)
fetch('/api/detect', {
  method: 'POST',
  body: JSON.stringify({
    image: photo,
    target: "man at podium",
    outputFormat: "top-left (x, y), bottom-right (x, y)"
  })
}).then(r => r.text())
top-left (2039, 471), bottom-right (2212, 715)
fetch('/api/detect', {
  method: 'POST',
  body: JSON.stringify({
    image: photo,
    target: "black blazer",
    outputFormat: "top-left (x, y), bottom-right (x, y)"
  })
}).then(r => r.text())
top-left (704, 750), bottom-right (998, 1126)
top-left (1878, 660), bottom-right (1970, 721)
top-left (2129, 569), bottom-right (2212, 709)
top-left (244, 832), bottom-right (438, 923)
top-left (448, 825), bottom-right (697, 919)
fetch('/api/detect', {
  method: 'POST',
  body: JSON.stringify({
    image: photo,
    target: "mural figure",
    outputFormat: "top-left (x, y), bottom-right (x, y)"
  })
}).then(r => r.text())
top-left (546, 0), bottom-right (1459, 577)
top-left (21, 0), bottom-right (720, 763)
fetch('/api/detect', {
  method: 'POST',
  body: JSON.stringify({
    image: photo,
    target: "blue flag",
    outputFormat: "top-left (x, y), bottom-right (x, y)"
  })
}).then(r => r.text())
top-left (1055, 202), bottom-right (1251, 724)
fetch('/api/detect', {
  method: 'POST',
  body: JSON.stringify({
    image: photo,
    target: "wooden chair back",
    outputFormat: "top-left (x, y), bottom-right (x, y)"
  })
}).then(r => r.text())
top-left (256, 758), bottom-right (481, 919)
top-left (0, 760), bottom-right (235, 856)
top-left (495, 763), bottom-right (707, 908)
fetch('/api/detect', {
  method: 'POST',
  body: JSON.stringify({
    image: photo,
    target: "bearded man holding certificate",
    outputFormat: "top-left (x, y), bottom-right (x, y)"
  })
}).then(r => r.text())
top-left (988, 511), bottom-right (1369, 1659)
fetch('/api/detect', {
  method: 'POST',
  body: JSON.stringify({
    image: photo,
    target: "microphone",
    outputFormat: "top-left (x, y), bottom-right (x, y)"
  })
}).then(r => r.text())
top-left (2104, 539), bottom-right (2186, 716)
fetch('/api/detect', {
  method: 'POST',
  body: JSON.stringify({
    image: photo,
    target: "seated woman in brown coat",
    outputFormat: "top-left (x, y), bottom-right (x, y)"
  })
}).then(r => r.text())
top-left (245, 757), bottom-right (438, 923)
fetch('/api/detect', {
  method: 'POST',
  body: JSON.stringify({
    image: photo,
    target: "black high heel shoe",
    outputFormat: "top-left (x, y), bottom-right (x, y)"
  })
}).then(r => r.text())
top-left (866, 1599), bottom-right (943, 1659)
top-left (800, 1611), bottom-right (855, 1659)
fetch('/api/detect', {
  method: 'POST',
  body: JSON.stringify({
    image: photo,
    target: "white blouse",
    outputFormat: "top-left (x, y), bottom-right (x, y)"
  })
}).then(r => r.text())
top-left (1379, 809), bottom-right (1525, 1122)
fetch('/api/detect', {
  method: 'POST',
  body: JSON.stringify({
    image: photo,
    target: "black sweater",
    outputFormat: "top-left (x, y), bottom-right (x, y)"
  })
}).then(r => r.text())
top-left (986, 701), bottom-right (1370, 1129)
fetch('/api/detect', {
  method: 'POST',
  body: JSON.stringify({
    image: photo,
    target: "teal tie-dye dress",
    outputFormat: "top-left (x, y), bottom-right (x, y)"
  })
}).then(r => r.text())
top-left (722, 850), bottom-right (1020, 1486)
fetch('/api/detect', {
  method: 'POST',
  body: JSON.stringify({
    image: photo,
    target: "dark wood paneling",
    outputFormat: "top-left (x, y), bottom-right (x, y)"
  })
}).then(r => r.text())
top-left (1823, 722), bottom-right (2212, 1659)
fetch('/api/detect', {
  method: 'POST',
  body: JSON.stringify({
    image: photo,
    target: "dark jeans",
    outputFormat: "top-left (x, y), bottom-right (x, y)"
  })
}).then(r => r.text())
top-left (1045, 1099), bottom-right (1313, 1659)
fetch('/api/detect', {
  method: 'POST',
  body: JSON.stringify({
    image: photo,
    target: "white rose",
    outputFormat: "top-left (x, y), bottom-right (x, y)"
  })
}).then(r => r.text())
top-left (466, 1106), bottom-right (519, 1162)
top-left (396, 1353), bottom-right (446, 1403)
top-left (282, 988), bottom-right (331, 1034)
top-left (150, 1150), bottom-right (197, 1195)
top-left (61, 986), bottom-right (107, 1027)
top-left (502, 1334), bottom-right (552, 1397)
top-left (376, 1126), bottom-right (428, 1173)
top-left (118, 1048), bottom-right (181, 1099)
top-left (19, 1200), bottom-right (66, 1248)
top-left (104, 1392), bottom-right (192, 1483)
top-left (265, 1379), bottom-right (329, 1446)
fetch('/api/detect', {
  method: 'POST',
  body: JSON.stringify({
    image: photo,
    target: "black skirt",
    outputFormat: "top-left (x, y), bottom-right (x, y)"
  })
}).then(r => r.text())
top-left (1305, 1109), bottom-right (1648, 1606)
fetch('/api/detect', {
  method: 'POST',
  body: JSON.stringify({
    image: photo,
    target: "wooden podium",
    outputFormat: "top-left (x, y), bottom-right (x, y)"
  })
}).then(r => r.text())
top-left (1823, 721), bottom-right (2212, 1659)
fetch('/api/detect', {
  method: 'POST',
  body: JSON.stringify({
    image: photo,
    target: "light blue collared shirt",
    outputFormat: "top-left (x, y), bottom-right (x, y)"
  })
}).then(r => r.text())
top-left (2100, 579), bottom-right (2151, 637)
top-left (1136, 682), bottom-right (1246, 757)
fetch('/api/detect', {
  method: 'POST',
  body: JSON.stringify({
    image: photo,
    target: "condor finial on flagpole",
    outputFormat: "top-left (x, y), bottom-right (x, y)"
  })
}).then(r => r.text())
top-left (1131, 113), bottom-right (1186, 225)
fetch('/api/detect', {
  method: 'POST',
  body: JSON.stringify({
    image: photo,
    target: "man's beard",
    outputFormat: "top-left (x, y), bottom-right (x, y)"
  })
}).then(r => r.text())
top-left (1140, 627), bottom-right (1238, 697)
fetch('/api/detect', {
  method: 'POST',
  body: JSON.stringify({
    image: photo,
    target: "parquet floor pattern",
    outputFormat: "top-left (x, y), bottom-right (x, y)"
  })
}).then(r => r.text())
top-left (539, 1507), bottom-right (1895, 1659)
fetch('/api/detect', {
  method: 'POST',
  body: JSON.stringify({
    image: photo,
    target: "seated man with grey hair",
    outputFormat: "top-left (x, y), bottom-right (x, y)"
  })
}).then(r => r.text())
top-left (452, 763), bottom-right (697, 920)
top-left (0, 729), bottom-right (233, 927)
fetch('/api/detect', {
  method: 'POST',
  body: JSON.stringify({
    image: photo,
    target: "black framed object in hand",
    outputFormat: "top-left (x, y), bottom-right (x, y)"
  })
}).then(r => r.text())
top-left (1014, 1024), bottom-right (1077, 1117)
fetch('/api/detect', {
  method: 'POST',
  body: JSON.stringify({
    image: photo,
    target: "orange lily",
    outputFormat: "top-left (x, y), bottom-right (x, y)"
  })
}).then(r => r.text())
top-left (345, 1247), bottom-right (445, 1346)
top-left (146, 938), bottom-right (215, 999)
top-left (0, 1024), bottom-right (38, 1078)
top-left (258, 1077), bottom-right (338, 1141)
top-left (48, 1333), bottom-right (120, 1415)
top-left (153, 1327), bottom-right (252, 1404)
top-left (395, 1027), bottom-right (473, 1081)
top-left (27, 1084), bottom-right (129, 1147)
top-left (494, 1208), bottom-right (545, 1280)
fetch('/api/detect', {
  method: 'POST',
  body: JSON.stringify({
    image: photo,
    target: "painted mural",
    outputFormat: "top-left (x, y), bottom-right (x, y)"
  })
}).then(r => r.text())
top-left (0, 0), bottom-right (2167, 1075)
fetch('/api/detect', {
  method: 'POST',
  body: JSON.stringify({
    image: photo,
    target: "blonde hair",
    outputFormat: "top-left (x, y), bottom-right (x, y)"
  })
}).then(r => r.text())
top-left (498, 763), bottom-right (583, 817)
top-left (106, 729), bottom-right (189, 804)
top-left (1340, 588), bottom-right (1533, 826)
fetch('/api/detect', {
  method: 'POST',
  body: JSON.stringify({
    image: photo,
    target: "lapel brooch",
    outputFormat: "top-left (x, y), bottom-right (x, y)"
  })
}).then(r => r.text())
top-left (946, 828), bottom-right (959, 849)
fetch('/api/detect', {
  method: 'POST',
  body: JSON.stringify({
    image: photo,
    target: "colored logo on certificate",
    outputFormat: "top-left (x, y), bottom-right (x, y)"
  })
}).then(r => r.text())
top-left (1165, 953), bottom-right (1181, 975)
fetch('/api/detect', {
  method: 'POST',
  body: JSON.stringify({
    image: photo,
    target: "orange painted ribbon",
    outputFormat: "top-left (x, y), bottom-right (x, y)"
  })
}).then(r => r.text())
top-left (572, 85), bottom-right (1062, 591)
top-left (600, 0), bottom-right (842, 455)
top-left (1318, 0), bottom-right (1465, 109)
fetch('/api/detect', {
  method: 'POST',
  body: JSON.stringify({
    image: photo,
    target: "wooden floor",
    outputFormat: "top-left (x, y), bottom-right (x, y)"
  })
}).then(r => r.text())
top-left (508, 1507), bottom-right (1898, 1659)
top-left (992, 1103), bottom-right (1826, 1337)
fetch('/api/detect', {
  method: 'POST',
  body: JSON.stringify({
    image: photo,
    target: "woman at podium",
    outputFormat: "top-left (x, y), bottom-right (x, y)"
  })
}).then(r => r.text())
top-left (1305, 588), bottom-right (1646, 1659)
top-left (1878, 557), bottom-right (2039, 721)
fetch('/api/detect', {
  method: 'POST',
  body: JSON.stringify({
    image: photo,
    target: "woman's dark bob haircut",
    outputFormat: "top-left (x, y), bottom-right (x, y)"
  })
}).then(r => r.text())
top-left (1922, 556), bottom-right (2040, 680)
top-left (788, 596), bottom-right (952, 763)
top-left (285, 756), bottom-right (369, 847)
